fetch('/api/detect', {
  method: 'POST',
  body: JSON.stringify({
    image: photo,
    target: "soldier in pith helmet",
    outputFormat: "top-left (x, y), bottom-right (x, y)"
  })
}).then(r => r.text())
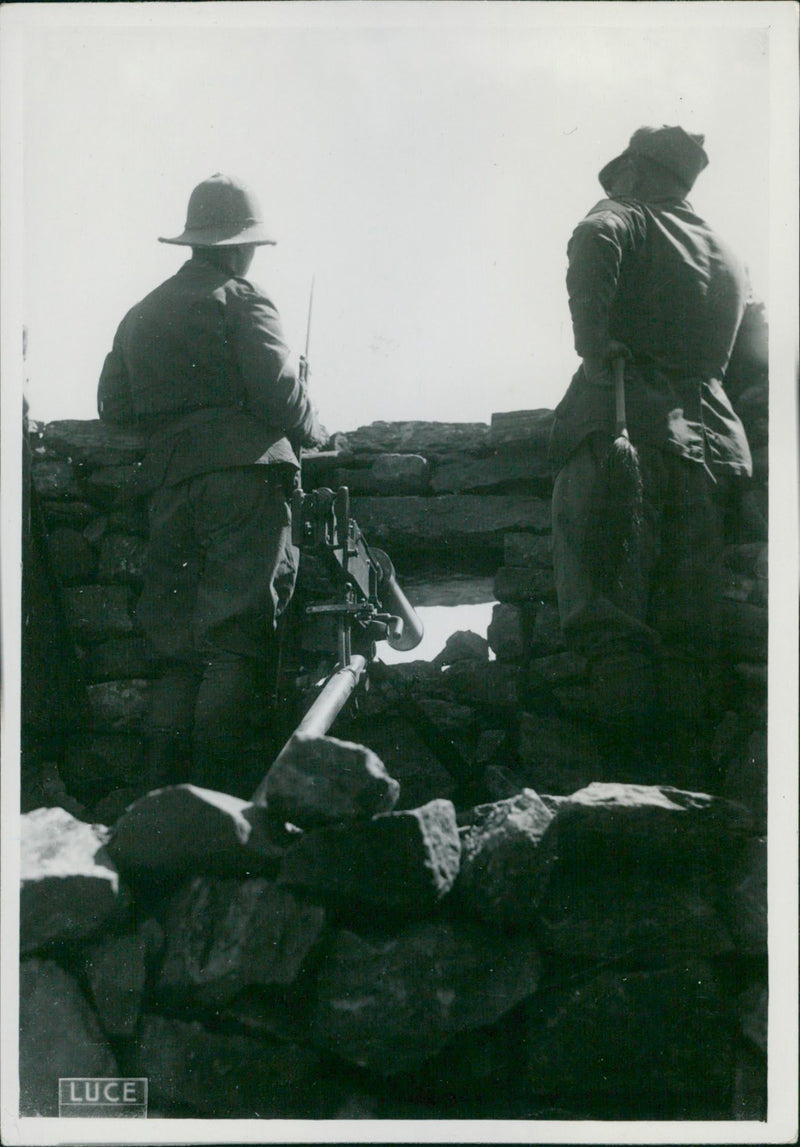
top-left (98, 174), bottom-right (326, 794)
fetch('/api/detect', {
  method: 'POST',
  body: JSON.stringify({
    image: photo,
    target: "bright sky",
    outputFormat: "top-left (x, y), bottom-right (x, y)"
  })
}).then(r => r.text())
top-left (2, 2), bottom-right (782, 431)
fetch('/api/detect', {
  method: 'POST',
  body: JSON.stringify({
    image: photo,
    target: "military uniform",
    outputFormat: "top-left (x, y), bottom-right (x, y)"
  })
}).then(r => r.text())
top-left (98, 182), bottom-right (322, 793)
top-left (550, 130), bottom-right (759, 743)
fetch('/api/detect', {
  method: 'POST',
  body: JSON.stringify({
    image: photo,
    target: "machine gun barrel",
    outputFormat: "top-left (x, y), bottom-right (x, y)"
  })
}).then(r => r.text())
top-left (251, 485), bottom-right (422, 805)
top-left (370, 547), bottom-right (425, 651)
top-left (251, 653), bottom-right (366, 805)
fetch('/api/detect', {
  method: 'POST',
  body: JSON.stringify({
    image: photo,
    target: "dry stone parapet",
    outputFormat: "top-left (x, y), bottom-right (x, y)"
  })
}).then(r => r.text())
top-left (19, 397), bottom-right (770, 1120)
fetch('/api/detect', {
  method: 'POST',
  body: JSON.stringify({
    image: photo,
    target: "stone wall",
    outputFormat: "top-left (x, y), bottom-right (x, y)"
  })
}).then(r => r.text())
top-left (19, 389), bottom-right (768, 1121)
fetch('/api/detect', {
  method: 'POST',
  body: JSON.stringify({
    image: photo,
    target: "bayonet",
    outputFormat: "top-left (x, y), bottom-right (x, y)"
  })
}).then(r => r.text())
top-left (298, 275), bottom-right (315, 386)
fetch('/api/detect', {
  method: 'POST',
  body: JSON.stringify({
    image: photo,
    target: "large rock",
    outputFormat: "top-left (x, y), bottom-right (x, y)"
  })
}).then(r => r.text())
top-left (431, 629), bottom-right (489, 667)
top-left (21, 807), bottom-right (127, 953)
top-left (279, 799), bottom-right (461, 912)
top-left (83, 922), bottom-right (162, 1036)
top-left (455, 789), bottom-right (558, 926)
top-left (108, 784), bottom-right (296, 876)
top-left (430, 449), bottom-right (550, 494)
top-left (548, 782), bottom-right (753, 875)
top-left (349, 495), bottom-right (551, 552)
top-left (261, 732), bottom-right (400, 828)
top-left (342, 420), bottom-right (489, 456)
top-left (157, 876), bottom-right (327, 1006)
top-left (131, 1014), bottom-right (320, 1117)
top-left (311, 918), bottom-right (542, 1074)
top-left (535, 869), bottom-right (734, 960)
top-left (31, 458), bottom-right (84, 501)
top-left (41, 418), bottom-right (147, 466)
top-left (60, 584), bottom-right (134, 640)
top-left (337, 453), bottom-right (431, 495)
top-left (85, 464), bottom-right (141, 509)
top-left (525, 961), bottom-right (734, 1109)
top-left (20, 958), bottom-right (118, 1116)
top-left (488, 408), bottom-right (554, 447)
top-left (86, 679), bottom-right (150, 731)
top-left (487, 602), bottom-right (524, 662)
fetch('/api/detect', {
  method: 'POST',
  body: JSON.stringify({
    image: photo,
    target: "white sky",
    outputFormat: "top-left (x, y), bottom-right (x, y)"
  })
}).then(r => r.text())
top-left (6, 2), bottom-right (775, 431)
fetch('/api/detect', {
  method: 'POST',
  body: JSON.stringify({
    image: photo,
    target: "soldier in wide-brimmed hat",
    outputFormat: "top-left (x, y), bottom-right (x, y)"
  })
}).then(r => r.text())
top-left (549, 126), bottom-right (766, 778)
top-left (98, 174), bottom-right (326, 794)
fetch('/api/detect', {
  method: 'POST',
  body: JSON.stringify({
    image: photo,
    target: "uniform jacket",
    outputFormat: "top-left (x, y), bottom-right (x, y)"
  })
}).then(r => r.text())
top-left (549, 195), bottom-right (754, 476)
top-left (97, 256), bottom-right (322, 488)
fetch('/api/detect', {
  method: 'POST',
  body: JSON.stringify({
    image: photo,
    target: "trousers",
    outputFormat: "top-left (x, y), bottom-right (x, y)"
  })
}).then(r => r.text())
top-left (136, 466), bottom-right (298, 793)
top-left (551, 434), bottom-right (729, 739)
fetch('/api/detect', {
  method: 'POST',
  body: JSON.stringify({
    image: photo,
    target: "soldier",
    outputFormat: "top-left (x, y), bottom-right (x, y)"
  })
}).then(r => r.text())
top-left (98, 174), bottom-right (325, 794)
top-left (549, 127), bottom-right (765, 770)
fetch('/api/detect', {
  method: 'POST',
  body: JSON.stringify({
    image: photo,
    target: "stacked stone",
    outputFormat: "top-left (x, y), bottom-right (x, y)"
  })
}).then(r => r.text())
top-left (19, 758), bottom-right (764, 1120)
top-left (20, 404), bottom-right (768, 1120)
top-left (27, 409), bottom-right (767, 819)
top-left (24, 419), bottom-right (153, 821)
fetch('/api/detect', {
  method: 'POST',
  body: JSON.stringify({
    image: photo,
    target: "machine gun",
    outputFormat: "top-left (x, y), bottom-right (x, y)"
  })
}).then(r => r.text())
top-left (252, 484), bottom-right (423, 803)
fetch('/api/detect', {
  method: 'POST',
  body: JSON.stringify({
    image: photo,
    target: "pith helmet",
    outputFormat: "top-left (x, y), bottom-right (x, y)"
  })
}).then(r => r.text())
top-left (599, 126), bottom-right (709, 194)
top-left (159, 173), bottom-right (276, 247)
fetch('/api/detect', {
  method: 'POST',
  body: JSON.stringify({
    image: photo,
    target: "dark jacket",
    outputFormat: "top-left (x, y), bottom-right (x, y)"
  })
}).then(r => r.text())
top-left (549, 195), bottom-right (754, 475)
top-left (97, 256), bottom-right (322, 488)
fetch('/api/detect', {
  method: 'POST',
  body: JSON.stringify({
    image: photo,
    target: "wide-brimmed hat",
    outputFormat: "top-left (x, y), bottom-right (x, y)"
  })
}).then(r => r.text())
top-left (599, 126), bottom-right (709, 194)
top-left (159, 173), bottom-right (276, 247)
